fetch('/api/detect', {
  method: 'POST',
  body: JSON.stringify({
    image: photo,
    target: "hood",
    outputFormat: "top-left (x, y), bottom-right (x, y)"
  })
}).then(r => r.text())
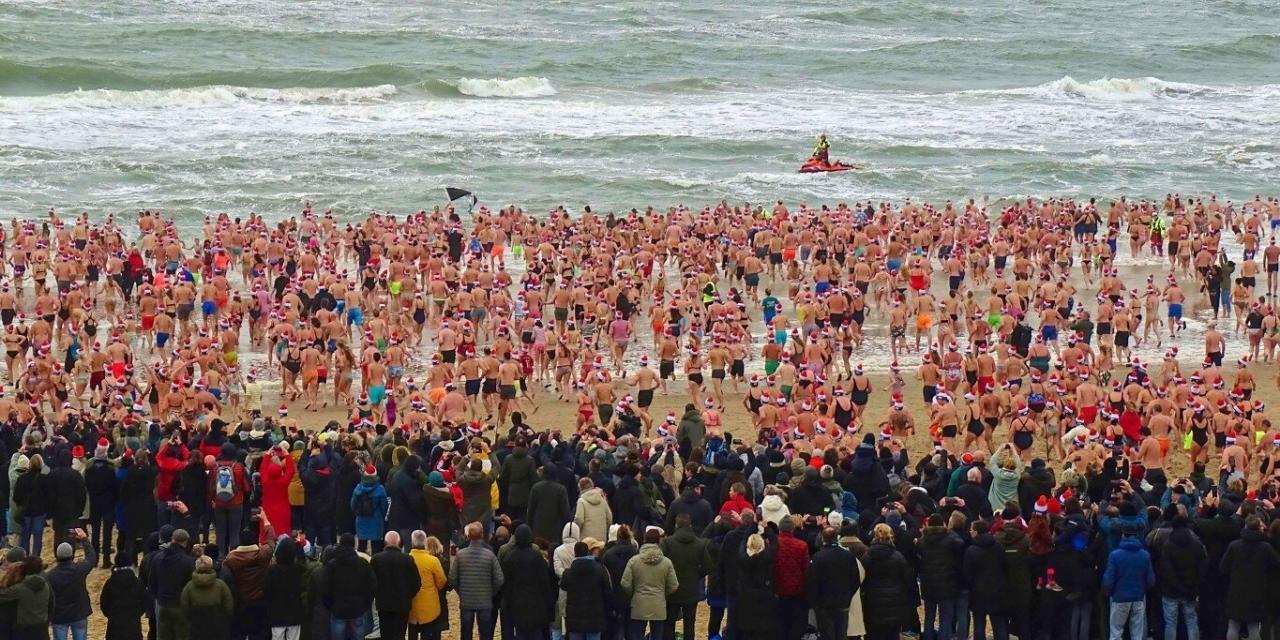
top-left (191, 571), bottom-right (218, 588)
top-left (21, 575), bottom-right (45, 593)
top-left (514, 524), bottom-right (534, 548)
top-left (761, 494), bottom-right (785, 511)
top-left (562, 522), bottom-right (581, 543)
top-left (639, 543), bottom-right (664, 564)
top-left (1119, 536), bottom-right (1145, 551)
top-left (681, 409), bottom-right (704, 424)
top-left (1241, 528), bottom-right (1266, 543)
top-left (921, 525), bottom-right (949, 539)
top-left (679, 487), bottom-right (702, 503)
top-left (360, 475), bottom-right (379, 488)
top-left (402, 455), bottom-right (421, 475)
top-left (510, 446), bottom-right (528, 459)
top-left (672, 526), bottom-right (698, 543)
top-left (275, 537), bottom-right (299, 565)
top-left (582, 488), bottom-right (605, 506)
top-left (220, 442), bottom-right (238, 461)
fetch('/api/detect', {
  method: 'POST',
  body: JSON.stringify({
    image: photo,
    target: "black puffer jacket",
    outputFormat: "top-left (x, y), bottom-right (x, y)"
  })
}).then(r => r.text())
top-left (559, 555), bottom-right (613, 633)
top-left (963, 533), bottom-right (1007, 614)
top-left (806, 542), bottom-right (860, 610)
top-left (12, 468), bottom-right (49, 517)
top-left (859, 542), bottom-right (915, 628)
top-left (915, 526), bottom-right (964, 600)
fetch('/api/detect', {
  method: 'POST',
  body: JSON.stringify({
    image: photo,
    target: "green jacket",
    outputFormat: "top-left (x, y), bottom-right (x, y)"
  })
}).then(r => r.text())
top-left (658, 526), bottom-right (712, 603)
top-left (0, 575), bottom-right (53, 626)
top-left (179, 571), bottom-right (233, 616)
top-left (620, 544), bottom-right (678, 620)
top-left (675, 410), bottom-right (706, 451)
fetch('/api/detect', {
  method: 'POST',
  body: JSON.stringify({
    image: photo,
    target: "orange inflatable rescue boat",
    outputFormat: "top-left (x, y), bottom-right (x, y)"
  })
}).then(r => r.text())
top-left (799, 158), bottom-right (857, 173)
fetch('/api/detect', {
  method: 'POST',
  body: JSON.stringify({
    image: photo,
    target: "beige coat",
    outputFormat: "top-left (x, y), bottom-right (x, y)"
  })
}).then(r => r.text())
top-left (847, 558), bottom-right (867, 637)
top-left (574, 488), bottom-right (613, 542)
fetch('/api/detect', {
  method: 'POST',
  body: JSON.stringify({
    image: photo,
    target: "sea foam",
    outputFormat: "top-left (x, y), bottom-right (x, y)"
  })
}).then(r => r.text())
top-left (455, 76), bottom-right (556, 98)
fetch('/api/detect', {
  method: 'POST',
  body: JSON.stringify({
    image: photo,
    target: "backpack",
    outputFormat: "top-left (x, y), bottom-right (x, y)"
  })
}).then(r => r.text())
top-left (215, 463), bottom-right (239, 502)
top-left (354, 489), bottom-right (377, 518)
top-left (702, 436), bottom-right (726, 466)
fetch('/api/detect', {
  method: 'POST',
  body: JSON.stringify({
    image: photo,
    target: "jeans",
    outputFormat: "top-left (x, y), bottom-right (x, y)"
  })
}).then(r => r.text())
top-left (629, 619), bottom-right (666, 640)
top-left (953, 591), bottom-right (970, 640)
top-left (52, 618), bottom-right (88, 640)
top-left (664, 601), bottom-right (697, 640)
top-left (923, 597), bottom-right (956, 640)
top-left (460, 608), bottom-right (495, 640)
top-left (813, 608), bottom-right (848, 640)
top-left (777, 596), bottom-right (807, 640)
top-left (270, 627), bottom-right (301, 640)
top-left (20, 515), bottom-right (45, 558)
top-left (1068, 598), bottom-right (1093, 640)
top-left (971, 610), bottom-right (1008, 640)
top-left (567, 633), bottom-right (602, 640)
top-left (329, 616), bottom-right (369, 640)
top-left (213, 505), bottom-right (243, 550)
top-left (1110, 601), bottom-right (1145, 640)
top-left (1162, 597), bottom-right (1198, 640)
top-left (1226, 620), bottom-right (1261, 640)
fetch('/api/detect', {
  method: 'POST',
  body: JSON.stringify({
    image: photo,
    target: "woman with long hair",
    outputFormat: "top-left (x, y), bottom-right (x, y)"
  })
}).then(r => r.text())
top-left (860, 524), bottom-right (916, 640)
top-left (11, 455), bottom-right (47, 558)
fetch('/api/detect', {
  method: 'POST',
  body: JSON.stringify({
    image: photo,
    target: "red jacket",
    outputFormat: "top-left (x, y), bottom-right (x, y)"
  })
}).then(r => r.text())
top-left (773, 531), bottom-right (810, 596)
top-left (719, 494), bottom-right (752, 516)
top-left (155, 443), bottom-right (188, 502)
top-left (209, 460), bottom-right (251, 507)
top-left (258, 453), bottom-right (295, 537)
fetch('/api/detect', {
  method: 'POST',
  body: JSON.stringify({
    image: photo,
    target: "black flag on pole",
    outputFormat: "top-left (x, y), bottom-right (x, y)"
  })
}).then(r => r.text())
top-left (445, 187), bottom-right (478, 212)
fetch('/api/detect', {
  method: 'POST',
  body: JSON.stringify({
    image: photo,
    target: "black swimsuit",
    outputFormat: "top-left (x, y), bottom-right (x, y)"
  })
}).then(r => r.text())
top-left (833, 401), bottom-right (853, 428)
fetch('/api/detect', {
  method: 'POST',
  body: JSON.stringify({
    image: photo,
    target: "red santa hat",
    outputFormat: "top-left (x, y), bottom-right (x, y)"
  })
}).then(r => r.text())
top-left (1034, 495), bottom-right (1049, 514)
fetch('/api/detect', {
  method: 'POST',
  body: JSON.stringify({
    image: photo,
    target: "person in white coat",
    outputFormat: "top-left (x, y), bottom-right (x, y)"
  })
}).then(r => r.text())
top-left (759, 487), bottom-right (791, 526)
top-left (842, 534), bottom-right (868, 638)
top-left (551, 521), bottom-right (582, 640)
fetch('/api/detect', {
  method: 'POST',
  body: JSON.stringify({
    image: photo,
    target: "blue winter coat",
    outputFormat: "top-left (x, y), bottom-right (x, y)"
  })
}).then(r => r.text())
top-left (1102, 536), bottom-right (1154, 603)
top-left (350, 478), bottom-right (389, 542)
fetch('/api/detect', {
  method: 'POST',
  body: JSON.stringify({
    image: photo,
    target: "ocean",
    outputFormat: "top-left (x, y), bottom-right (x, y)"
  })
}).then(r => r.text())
top-left (1, 0), bottom-right (1278, 221)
